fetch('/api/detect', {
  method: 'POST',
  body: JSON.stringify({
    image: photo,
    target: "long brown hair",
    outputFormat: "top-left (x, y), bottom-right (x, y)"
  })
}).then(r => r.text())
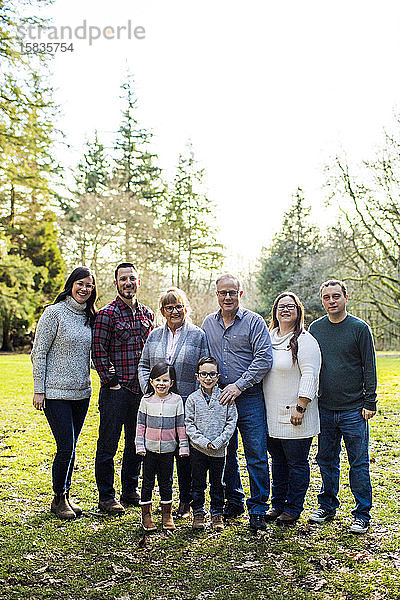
top-left (270, 292), bottom-right (304, 363)
top-left (53, 266), bottom-right (97, 327)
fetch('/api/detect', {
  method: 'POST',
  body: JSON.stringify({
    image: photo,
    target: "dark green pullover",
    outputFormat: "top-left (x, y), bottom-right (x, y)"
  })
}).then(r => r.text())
top-left (308, 314), bottom-right (377, 411)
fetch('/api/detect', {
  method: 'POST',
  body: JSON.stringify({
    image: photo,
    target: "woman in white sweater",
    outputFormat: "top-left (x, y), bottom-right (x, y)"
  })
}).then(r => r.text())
top-left (31, 267), bottom-right (97, 520)
top-left (263, 292), bottom-right (321, 525)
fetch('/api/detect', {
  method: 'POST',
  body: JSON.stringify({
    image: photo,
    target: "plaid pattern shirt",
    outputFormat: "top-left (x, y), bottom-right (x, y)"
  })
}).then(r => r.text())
top-left (92, 296), bottom-right (154, 394)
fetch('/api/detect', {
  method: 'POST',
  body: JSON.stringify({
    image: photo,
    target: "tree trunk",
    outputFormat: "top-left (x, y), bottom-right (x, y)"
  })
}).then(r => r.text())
top-left (1, 317), bottom-right (14, 352)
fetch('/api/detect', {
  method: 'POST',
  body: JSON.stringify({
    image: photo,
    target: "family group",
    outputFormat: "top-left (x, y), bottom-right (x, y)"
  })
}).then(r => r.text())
top-left (31, 263), bottom-right (377, 535)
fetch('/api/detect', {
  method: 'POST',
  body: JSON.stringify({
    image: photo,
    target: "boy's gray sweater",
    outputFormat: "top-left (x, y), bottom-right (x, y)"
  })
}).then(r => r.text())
top-left (31, 296), bottom-right (92, 400)
top-left (185, 386), bottom-right (238, 457)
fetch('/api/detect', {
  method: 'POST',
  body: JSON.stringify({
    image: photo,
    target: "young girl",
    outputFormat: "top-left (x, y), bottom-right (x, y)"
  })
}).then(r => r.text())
top-left (136, 362), bottom-right (189, 531)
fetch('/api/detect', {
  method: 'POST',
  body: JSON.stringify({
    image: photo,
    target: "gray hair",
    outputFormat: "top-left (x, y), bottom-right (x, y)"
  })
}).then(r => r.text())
top-left (215, 274), bottom-right (241, 290)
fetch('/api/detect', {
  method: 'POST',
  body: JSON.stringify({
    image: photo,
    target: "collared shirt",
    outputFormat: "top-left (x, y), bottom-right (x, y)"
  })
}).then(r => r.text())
top-left (202, 307), bottom-right (273, 391)
top-left (92, 296), bottom-right (154, 393)
top-left (166, 325), bottom-right (183, 363)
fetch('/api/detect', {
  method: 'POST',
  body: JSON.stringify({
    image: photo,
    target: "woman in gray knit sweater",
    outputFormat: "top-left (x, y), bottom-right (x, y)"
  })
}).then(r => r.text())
top-left (31, 267), bottom-right (97, 520)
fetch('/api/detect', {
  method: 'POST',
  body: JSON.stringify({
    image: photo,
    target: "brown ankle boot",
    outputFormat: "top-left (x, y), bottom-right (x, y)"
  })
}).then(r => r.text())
top-left (66, 492), bottom-right (82, 516)
top-left (51, 494), bottom-right (76, 520)
top-left (141, 503), bottom-right (157, 532)
top-left (161, 502), bottom-right (175, 530)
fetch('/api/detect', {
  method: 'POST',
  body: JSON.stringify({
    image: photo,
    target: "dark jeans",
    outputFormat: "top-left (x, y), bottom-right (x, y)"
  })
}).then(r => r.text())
top-left (141, 451), bottom-right (174, 503)
top-left (267, 435), bottom-right (313, 517)
top-left (175, 449), bottom-right (192, 504)
top-left (316, 407), bottom-right (372, 523)
top-left (224, 384), bottom-right (269, 515)
top-left (95, 386), bottom-right (142, 502)
top-left (44, 398), bottom-right (89, 495)
top-left (191, 447), bottom-right (225, 516)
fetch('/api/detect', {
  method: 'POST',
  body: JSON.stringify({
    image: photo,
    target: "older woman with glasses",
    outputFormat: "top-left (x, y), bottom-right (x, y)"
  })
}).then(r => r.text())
top-left (138, 287), bottom-right (208, 518)
top-left (263, 292), bottom-right (321, 525)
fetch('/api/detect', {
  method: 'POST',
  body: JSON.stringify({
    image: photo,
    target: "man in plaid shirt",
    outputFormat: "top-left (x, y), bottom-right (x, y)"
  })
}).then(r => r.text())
top-left (92, 262), bottom-right (154, 515)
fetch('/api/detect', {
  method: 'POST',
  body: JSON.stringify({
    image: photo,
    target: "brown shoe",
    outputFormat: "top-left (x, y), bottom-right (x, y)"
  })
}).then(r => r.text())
top-left (276, 511), bottom-right (298, 526)
top-left (141, 503), bottom-right (157, 532)
top-left (161, 502), bottom-right (175, 530)
top-left (211, 514), bottom-right (224, 531)
top-left (51, 494), bottom-right (76, 520)
top-left (176, 501), bottom-right (191, 519)
top-left (192, 512), bottom-right (205, 530)
top-left (120, 492), bottom-right (140, 507)
top-left (98, 498), bottom-right (125, 515)
top-left (66, 492), bottom-right (83, 516)
top-left (264, 507), bottom-right (283, 522)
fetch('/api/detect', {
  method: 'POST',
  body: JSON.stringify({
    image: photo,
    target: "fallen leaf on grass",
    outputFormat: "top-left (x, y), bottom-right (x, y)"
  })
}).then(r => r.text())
top-left (381, 552), bottom-right (400, 570)
top-left (347, 551), bottom-right (373, 561)
top-left (236, 560), bottom-right (263, 570)
top-left (42, 573), bottom-right (63, 584)
top-left (87, 522), bottom-right (104, 531)
top-left (33, 565), bottom-right (49, 574)
top-left (111, 563), bottom-right (131, 575)
top-left (314, 578), bottom-right (327, 590)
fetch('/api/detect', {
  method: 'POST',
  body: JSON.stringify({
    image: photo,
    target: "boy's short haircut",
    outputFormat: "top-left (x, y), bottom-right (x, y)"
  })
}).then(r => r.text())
top-left (197, 356), bottom-right (219, 372)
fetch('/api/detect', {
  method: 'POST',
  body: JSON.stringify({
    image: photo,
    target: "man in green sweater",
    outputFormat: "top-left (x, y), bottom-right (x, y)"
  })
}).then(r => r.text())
top-left (308, 279), bottom-right (377, 534)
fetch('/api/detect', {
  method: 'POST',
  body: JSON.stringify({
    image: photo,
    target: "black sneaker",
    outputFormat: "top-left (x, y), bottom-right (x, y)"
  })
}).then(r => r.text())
top-left (349, 518), bottom-right (369, 534)
top-left (249, 514), bottom-right (266, 531)
top-left (308, 508), bottom-right (335, 524)
top-left (223, 503), bottom-right (246, 519)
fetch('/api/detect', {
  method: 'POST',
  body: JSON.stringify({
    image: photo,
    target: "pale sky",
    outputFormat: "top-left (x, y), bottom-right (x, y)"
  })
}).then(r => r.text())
top-left (38, 0), bottom-right (400, 269)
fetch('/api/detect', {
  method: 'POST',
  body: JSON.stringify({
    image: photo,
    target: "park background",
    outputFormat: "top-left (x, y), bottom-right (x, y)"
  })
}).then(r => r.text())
top-left (1, 1), bottom-right (400, 599)
top-left (2, 0), bottom-right (400, 349)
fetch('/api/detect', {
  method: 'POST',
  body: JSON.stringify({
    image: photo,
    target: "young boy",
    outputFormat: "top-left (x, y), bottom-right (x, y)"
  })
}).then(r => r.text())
top-left (185, 356), bottom-right (238, 531)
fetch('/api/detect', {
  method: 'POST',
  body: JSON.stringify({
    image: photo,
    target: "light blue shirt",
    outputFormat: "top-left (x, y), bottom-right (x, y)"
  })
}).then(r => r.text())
top-left (202, 307), bottom-right (273, 391)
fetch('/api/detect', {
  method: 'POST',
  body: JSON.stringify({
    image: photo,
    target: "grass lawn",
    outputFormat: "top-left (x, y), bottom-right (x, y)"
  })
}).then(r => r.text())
top-left (0, 353), bottom-right (399, 600)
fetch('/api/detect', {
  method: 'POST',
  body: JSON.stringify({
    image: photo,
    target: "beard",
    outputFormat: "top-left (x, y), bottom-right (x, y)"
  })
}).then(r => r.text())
top-left (116, 282), bottom-right (135, 299)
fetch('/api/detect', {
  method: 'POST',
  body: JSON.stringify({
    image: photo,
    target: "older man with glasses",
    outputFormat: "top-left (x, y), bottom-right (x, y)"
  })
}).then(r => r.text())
top-left (202, 274), bottom-right (273, 531)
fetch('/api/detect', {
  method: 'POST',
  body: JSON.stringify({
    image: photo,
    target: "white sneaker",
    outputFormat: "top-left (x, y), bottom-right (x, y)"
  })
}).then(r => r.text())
top-left (349, 518), bottom-right (369, 534)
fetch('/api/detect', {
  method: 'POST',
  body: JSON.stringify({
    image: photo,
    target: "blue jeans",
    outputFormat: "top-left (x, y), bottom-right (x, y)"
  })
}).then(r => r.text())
top-left (95, 387), bottom-right (142, 501)
top-left (224, 384), bottom-right (269, 514)
top-left (267, 435), bottom-right (312, 517)
top-left (44, 398), bottom-right (89, 495)
top-left (316, 407), bottom-right (372, 522)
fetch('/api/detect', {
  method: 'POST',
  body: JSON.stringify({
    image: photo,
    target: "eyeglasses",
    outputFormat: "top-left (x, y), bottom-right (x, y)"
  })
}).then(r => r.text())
top-left (198, 372), bottom-right (219, 379)
top-left (75, 281), bottom-right (95, 290)
top-left (163, 304), bottom-right (184, 314)
top-left (216, 290), bottom-right (239, 298)
top-left (277, 303), bottom-right (297, 311)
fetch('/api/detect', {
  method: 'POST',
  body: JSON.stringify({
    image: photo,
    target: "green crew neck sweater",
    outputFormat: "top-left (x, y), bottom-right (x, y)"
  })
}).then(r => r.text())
top-left (308, 314), bottom-right (377, 411)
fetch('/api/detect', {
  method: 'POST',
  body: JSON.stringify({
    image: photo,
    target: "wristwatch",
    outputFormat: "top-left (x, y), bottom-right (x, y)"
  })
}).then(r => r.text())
top-left (295, 404), bottom-right (306, 414)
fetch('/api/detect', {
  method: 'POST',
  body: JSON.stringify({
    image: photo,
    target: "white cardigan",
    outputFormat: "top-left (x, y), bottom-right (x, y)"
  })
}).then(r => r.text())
top-left (263, 328), bottom-right (321, 439)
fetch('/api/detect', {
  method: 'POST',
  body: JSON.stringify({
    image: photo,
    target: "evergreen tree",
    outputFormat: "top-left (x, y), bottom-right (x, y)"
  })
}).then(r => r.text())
top-left (113, 76), bottom-right (165, 267)
top-left (256, 189), bottom-right (323, 322)
top-left (0, 1), bottom-right (65, 348)
top-left (58, 133), bottom-right (118, 289)
top-left (163, 143), bottom-right (224, 289)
